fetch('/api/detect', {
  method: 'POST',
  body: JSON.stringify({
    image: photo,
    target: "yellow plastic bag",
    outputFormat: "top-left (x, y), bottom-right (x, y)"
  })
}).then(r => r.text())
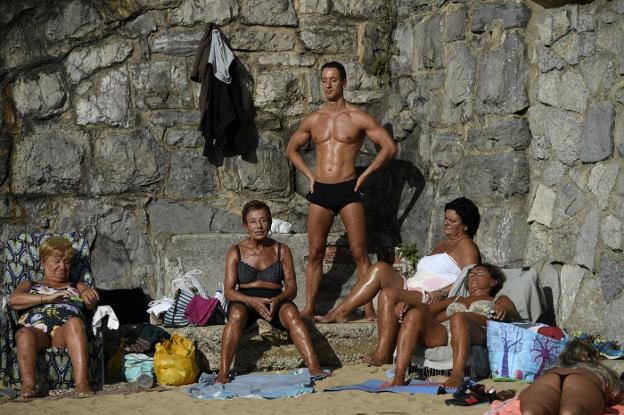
top-left (153, 333), bottom-right (199, 386)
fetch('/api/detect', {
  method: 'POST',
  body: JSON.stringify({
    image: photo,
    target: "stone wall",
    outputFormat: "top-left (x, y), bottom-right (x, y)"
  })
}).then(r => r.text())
top-left (0, 0), bottom-right (622, 338)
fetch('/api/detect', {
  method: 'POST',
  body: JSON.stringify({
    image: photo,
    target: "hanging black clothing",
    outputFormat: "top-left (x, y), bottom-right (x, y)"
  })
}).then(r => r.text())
top-left (191, 24), bottom-right (244, 161)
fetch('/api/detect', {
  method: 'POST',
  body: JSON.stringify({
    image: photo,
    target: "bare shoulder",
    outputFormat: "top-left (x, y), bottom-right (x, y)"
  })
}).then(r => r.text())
top-left (346, 103), bottom-right (376, 122)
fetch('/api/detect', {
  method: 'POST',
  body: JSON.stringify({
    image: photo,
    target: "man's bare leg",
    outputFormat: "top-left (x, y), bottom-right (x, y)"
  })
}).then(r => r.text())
top-left (301, 203), bottom-right (335, 318)
top-left (316, 262), bottom-right (403, 323)
top-left (338, 202), bottom-right (375, 320)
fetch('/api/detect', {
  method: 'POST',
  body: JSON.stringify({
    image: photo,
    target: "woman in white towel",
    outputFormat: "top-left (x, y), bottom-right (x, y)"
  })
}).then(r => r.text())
top-left (316, 198), bottom-right (481, 356)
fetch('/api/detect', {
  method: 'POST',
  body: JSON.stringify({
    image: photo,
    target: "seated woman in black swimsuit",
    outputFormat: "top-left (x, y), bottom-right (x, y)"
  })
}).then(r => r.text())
top-left (216, 200), bottom-right (326, 383)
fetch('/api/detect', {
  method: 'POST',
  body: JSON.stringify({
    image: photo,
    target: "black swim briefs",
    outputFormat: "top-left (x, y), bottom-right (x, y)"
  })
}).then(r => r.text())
top-left (306, 178), bottom-right (364, 215)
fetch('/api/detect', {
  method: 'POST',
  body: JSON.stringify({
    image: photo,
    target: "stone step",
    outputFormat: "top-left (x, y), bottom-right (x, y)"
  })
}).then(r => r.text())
top-left (166, 320), bottom-right (377, 373)
top-left (166, 322), bottom-right (624, 376)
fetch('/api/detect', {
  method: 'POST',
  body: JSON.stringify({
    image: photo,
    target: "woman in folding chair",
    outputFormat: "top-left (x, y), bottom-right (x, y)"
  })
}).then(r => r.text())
top-left (388, 263), bottom-right (517, 388)
top-left (9, 237), bottom-right (99, 398)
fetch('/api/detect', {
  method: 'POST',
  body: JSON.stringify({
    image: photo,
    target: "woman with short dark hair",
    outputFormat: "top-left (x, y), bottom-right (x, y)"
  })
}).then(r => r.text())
top-left (216, 200), bottom-right (327, 383)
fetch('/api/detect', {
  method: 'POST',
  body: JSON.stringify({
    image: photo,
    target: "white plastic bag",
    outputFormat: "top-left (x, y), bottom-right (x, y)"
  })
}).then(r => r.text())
top-left (171, 270), bottom-right (209, 298)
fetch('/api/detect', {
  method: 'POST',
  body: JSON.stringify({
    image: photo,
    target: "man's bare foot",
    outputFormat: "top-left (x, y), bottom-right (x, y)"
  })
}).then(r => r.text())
top-left (315, 310), bottom-right (349, 323)
top-left (215, 375), bottom-right (231, 384)
top-left (360, 352), bottom-right (390, 366)
top-left (380, 377), bottom-right (407, 388)
top-left (442, 373), bottom-right (464, 389)
top-left (364, 303), bottom-right (377, 321)
top-left (74, 383), bottom-right (94, 396)
top-left (19, 384), bottom-right (37, 399)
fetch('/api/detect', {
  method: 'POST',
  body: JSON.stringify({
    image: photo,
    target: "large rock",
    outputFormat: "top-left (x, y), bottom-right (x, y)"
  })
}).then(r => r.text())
top-left (147, 201), bottom-right (240, 237)
top-left (300, 25), bottom-right (356, 53)
top-left (445, 5), bottom-right (466, 41)
top-left (552, 180), bottom-right (586, 227)
top-left (298, 0), bottom-right (330, 14)
top-left (580, 56), bottom-right (616, 96)
top-left (391, 17), bottom-right (416, 76)
top-left (528, 184), bottom-right (556, 228)
top-left (44, 0), bottom-right (101, 42)
top-left (558, 264), bottom-right (587, 324)
top-left (162, 128), bottom-right (203, 148)
top-left (580, 102), bottom-right (614, 163)
top-left (91, 129), bottom-right (168, 195)
top-left (254, 72), bottom-right (303, 110)
top-left (476, 32), bottom-right (528, 115)
top-left (523, 223), bottom-right (551, 266)
top-left (12, 125), bottom-right (89, 195)
top-left (601, 215), bottom-right (622, 251)
top-left (442, 43), bottom-right (475, 124)
top-left (457, 152), bottom-right (529, 201)
top-left (0, 0), bottom-right (37, 26)
top-left (164, 151), bottom-right (219, 199)
top-left (65, 39), bottom-right (133, 84)
top-left (131, 59), bottom-right (195, 109)
top-left (224, 26), bottom-right (298, 51)
top-left (170, 0), bottom-right (238, 26)
top-left (543, 107), bottom-right (582, 166)
top-left (75, 68), bottom-right (132, 127)
top-left (588, 162), bottom-right (619, 210)
top-left (471, 1), bottom-right (530, 33)
top-left (412, 14), bottom-right (444, 70)
top-left (241, 0), bottom-right (297, 26)
top-left (536, 7), bottom-right (573, 46)
top-left (149, 30), bottom-right (203, 56)
top-left (575, 208), bottom-right (600, 271)
top-left (467, 117), bottom-right (531, 151)
top-left (218, 133), bottom-right (291, 197)
top-left (564, 274), bottom-right (607, 335)
top-left (536, 45), bottom-right (566, 73)
top-left (149, 110), bottom-right (199, 127)
top-left (557, 70), bottom-right (589, 113)
top-left (332, 0), bottom-right (385, 18)
top-left (477, 201), bottom-right (529, 268)
top-left (12, 71), bottom-right (67, 118)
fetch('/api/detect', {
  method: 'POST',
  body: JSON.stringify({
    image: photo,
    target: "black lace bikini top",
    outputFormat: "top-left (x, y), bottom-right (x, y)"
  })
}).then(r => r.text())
top-left (236, 243), bottom-right (284, 285)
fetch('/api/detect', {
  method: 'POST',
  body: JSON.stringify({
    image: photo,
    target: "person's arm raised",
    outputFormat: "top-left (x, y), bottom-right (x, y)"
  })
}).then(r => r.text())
top-left (286, 116), bottom-right (316, 193)
top-left (354, 112), bottom-right (397, 191)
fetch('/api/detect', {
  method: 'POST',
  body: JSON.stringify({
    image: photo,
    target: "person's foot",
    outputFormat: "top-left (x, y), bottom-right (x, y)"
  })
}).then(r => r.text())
top-left (380, 377), bottom-right (407, 388)
top-left (360, 352), bottom-right (390, 366)
top-left (314, 310), bottom-right (349, 323)
top-left (215, 374), bottom-right (231, 384)
top-left (442, 372), bottom-right (464, 389)
top-left (74, 383), bottom-right (94, 396)
top-left (19, 388), bottom-right (37, 399)
top-left (309, 369), bottom-right (332, 382)
top-left (300, 307), bottom-right (315, 320)
top-left (364, 303), bottom-right (377, 321)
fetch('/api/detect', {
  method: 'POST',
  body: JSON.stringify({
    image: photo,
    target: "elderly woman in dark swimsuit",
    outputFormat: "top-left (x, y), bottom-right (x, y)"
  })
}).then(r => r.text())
top-left (216, 200), bottom-right (327, 383)
top-left (9, 237), bottom-right (99, 398)
top-left (387, 263), bottom-right (517, 388)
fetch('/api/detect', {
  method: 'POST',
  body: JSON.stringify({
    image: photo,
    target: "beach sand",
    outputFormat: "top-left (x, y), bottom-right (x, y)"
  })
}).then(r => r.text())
top-left (0, 364), bottom-right (529, 415)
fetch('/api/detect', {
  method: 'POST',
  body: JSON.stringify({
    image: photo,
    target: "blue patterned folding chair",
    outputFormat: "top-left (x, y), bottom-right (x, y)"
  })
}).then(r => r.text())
top-left (0, 232), bottom-right (102, 391)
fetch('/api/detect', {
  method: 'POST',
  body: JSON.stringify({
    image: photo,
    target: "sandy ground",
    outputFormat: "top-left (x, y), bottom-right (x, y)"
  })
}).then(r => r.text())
top-left (0, 364), bottom-right (529, 415)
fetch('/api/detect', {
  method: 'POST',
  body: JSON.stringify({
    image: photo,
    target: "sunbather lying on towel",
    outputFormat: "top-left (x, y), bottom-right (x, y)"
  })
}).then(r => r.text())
top-left (216, 200), bottom-right (328, 383)
top-left (380, 263), bottom-right (518, 388)
top-left (518, 339), bottom-right (624, 415)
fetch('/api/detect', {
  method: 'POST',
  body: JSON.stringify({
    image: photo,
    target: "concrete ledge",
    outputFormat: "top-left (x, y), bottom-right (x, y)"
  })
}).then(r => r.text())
top-left (166, 320), bottom-right (377, 373)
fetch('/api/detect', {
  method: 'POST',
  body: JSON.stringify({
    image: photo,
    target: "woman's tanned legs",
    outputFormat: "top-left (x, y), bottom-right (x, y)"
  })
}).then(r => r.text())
top-left (363, 287), bottom-right (424, 366)
top-left (51, 317), bottom-right (92, 394)
top-left (316, 262), bottom-right (404, 323)
top-left (279, 303), bottom-right (323, 376)
top-left (217, 303), bottom-right (249, 383)
top-left (15, 327), bottom-right (51, 395)
top-left (444, 312), bottom-right (486, 388)
top-left (391, 307), bottom-right (447, 386)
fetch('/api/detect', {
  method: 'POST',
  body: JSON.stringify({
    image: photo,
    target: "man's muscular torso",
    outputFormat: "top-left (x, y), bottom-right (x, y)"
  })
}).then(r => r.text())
top-left (307, 102), bottom-right (367, 184)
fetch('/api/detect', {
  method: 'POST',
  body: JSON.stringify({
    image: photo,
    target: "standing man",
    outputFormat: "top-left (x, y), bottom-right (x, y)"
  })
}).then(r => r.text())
top-left (287, 62), bottom-right (397, 319)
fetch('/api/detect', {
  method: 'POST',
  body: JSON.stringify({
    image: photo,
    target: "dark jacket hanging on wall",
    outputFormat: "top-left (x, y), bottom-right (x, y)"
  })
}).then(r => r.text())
top-left (191, 24), bottom-right (244, 161)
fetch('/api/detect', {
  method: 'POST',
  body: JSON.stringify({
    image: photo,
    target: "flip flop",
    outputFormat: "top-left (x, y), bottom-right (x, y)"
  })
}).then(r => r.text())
top-left (445, 383), bottom-right (491, 406)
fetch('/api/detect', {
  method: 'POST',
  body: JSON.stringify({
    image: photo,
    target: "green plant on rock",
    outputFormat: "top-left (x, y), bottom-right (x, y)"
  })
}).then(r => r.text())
top-left (397, 244), bottom-right (419, 267)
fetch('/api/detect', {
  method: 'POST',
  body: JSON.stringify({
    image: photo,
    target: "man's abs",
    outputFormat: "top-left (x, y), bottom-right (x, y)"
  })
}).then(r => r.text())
top-left (313, 139), bottom-right (361, 183)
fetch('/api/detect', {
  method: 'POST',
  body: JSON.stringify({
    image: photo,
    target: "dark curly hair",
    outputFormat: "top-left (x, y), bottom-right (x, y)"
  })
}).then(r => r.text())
top-left (241, 200), bottom-right (272, 225)
top-left (445, 197), bottom-right (481, 238)
top-left (478, 263), bottom-right (505, 296)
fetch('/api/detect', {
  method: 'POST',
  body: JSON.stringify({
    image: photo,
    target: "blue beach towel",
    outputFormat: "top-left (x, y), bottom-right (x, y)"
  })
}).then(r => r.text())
top-left (184, 369), bottom-right (314, 400)
top-left (324, 379), bottom-right (450, 395)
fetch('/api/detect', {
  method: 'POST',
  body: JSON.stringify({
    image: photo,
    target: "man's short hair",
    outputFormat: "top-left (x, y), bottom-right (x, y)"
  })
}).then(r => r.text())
top-left (321, 61), bottom-right (347, 81)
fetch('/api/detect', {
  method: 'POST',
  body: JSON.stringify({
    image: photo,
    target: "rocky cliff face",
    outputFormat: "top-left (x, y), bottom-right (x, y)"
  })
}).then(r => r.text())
top-left (0, 0), bottom-right (622, 338)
